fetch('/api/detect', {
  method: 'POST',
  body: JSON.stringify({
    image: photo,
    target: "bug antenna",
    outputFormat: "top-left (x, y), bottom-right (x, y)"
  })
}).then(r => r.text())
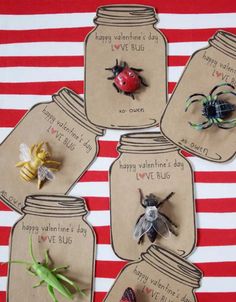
top-left (29, 235), bottom-right (37, 263)
top-left (115, 58), bottom-right (118, 66)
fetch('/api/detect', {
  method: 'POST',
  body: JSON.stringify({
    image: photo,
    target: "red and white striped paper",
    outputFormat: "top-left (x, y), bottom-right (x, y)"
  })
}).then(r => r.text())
top-left (0, 1), bottom-right (236, 301)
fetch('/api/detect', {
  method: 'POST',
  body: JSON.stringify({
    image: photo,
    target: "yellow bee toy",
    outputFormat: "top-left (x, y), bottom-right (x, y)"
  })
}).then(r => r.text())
top-left (16, 142), bottom-right (61, 189)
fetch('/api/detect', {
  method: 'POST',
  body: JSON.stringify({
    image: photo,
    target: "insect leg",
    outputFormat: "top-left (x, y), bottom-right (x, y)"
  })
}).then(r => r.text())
top-left (185, 94), bottom-right (207, 112)
top-left (215, 90), bottom-right (236, 98)
top-left (15, 161), bottom-right (27, 167)
top-left (188, 119), bottom-right (212, 130)
top-left (105, 67), bottom-right (113, 70)
top-left (131, 67), bottom-right (143, 72)
top-left (218, 118), bottom-right (236, 129)
top-left (56, 273), bottom-right (85, 295)
top-left (124, 92), bottom-right (135, 99)
top-left (33, 280), bottom-right (45, 288)
top-left (35, 142), bottom-right (44, 155)
top-left (47, 284), bottom-right (59, 302)
top-left (27, 267), bottom-right (37, 277)
top-left (210, 83), bottom-right (235, 96)
top-left (107, 76), bottom-right (115, 80)
top-left (38, 179), bottom-right (42, 190)
top-left (113, 83), bottom-right (120, 93)
top-left (44, 160), bottom-right (61, 166)
top-left (44, 249), bottom-right (50, 266)
top-left (138, 75), bottom-right (148, 87)
top-left (51, 265), bottom-right (69, 273)
top-left (158, 192), bottom-right (175, 206)
top-left (138, 188), bottom-right (145, 208)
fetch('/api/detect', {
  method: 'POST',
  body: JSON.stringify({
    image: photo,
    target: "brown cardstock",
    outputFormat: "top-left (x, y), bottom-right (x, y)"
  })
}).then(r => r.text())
top-left (109, 132), bottom-right (196, 261)
top-left (7, 195), bottom-right (96, 302)
top-left (0, 88), bottom-right (104, 213)
top-left (104, 245), bottom-right (202, 302)
top-left (161, 30), bottom-right (236, 163)
top-left (85, 5), bottom-right (167, 129)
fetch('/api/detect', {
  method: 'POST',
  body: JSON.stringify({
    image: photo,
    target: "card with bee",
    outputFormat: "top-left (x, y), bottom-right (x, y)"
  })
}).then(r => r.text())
top-left (0, 88), bottom-right (104, 213)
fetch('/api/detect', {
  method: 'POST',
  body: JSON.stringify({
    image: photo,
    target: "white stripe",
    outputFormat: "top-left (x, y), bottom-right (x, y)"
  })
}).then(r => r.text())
top-left (0, 95), bottom-right (51, 109)
top-left (0, 67), bottom-right (84, 82)
top-left (188, 156), bottom-right (236, 172)
top-left (0, 211), bottom-right (21, 227)
top-left (0, 13), bottom-right (95, 30)
top-left (78, 209), bottom-right (236, 229)
top-left (1, 244), bottom-right (236, 264)
top-left (0, 246), bottom-right (9, 262)
top-left (0, 41), bottom-right (207, 57)
top-left (0, 66), bottom-right (182, 83)
top-left (94, 277), bottom-right (236, 293)
top-left (0, 13), bottom-right (235, 30)
top-left (0, 275), bottom-right (236, 293)
top-left (95, 277), bottom-right (114, 292)
top-left (0, 277), bottom-right (7, 291)
top-left (197, 277), bottom-right (236, 293)
top-left (189, 245), bottom-right (236, 263)
top-left (196, 212), bottom-right (236, 229)
top-left (1, 208), bottom-right (235, 230)
top-left (87, 210), bottom-right (110, 227)
top-left (69, 181), bottom-right (236, 199)
top-left (0, 128), bottom-right (12, 143)
top-left (87, 157), bottom-right (115, 171)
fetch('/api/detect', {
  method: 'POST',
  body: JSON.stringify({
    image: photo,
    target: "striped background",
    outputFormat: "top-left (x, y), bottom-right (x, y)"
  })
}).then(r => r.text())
top-left (0, 1), bottom-right (236, 301)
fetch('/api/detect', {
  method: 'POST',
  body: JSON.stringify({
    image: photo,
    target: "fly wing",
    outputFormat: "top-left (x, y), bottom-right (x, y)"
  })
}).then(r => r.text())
top-left (19, 143), bottom-right (31, 162)
top-left (133, 215), bottom-right (152, 241)
top-left (152, 214), bottom-right (171, 239)
top-left (38, 166), bottom-right (55, 181)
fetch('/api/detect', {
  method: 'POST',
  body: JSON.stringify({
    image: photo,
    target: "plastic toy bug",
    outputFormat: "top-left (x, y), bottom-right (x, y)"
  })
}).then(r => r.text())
top-left (16, 142), bottom-right (61, 189)
top-left (185, 83), bottom-right (236, 130)
top-left (134, 189), bottom-right (177, 244)
top-left (120, 287), bottom-right (136, 302)
top-left (120, 288), bottom-right (136, 302)
top-left (9, 236), bottom-right (85, 302)
top-left (105, 59), bottom-right (148, 99)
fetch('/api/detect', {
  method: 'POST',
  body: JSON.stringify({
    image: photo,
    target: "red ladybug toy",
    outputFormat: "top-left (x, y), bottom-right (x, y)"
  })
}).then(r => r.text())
top-left (105, 59), bottom-right (148, 99)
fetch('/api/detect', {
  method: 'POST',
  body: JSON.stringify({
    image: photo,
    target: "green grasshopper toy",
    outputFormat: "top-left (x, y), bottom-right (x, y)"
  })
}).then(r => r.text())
top-left (9, 236), bottom-right (85, 302)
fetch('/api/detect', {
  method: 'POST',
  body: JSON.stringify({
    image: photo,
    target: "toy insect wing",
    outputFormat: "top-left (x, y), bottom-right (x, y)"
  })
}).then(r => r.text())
top-left (120, 287), bottom-right (136, 302)
top-left (133, 215), bottom-right (152, 240)
top-left (19, 143), bottom-right (31, 161)
top-left (38, 166), bottom-right (55, 181)
top-left (152, 214), bottom-right (171, 239)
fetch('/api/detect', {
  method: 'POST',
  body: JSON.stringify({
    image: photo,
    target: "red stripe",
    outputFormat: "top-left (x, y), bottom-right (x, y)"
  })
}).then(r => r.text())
top-left (195, 262), bottom-right (236, 277)
top-left (95, 260), bottom-right (127, 278)
top-left (85, 197), bottom-right (110, 211)
top-left (0, 227), bottom-right (11, 246)
top-left (0, 81), bottom-right (83, 96)
top-left (0, 56), bottom-right (84, 67)
top-left (80, 171), bottom-right (109, 182)
top-left (1, 28), bottom-right (236, 45)
top-left (98, 141), bottom-right (118, 158)
top-left (95, 260), bottom-right (236, 278)
top-left (196, 198), bottom-right (236, 213)
top-left (0, 0), bottom-right (234, 14)
top-left (94, 226), bottom-right (110, 244)
top-left (197, 229), bottom-right (236, 246)
top-left (0, 263), bottom-right (8, 276)
top-left (196, 293), bottom-right (236, 302)
top-left (0, 55), bottom-right (187, 68)
top-left (194, 171), bottom-right (236, 183)
top-left (80, 170), bottom-right (236, 184)
top-left (0, 292), bottom-right (6, 302)
top-left (94, 292), bottom-right (106, 302)
top-left (0, 28), bottom-right (92, 44)
top-left (0, 201), bottom-right (12, 211)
